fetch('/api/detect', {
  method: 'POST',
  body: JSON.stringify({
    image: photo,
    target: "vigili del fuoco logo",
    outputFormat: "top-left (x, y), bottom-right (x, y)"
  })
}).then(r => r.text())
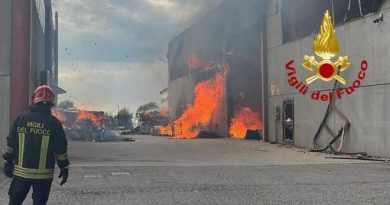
top-left (284, 10), bottom-right (368, 101)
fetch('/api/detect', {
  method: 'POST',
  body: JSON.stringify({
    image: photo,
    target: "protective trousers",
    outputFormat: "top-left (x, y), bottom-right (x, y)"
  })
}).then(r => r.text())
top-left (8, 178), bottom-right (52, 205)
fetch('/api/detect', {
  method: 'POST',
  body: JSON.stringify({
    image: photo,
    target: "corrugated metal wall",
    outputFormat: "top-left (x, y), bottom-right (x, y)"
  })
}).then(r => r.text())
top-left (167, 0), bottom-right (266, 137)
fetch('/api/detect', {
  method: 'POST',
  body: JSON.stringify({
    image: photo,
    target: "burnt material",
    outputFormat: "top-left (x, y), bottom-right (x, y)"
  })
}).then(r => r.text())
top-left (310, 127), bottom-right (344, 152)
top-left (197, 131), bottom-right (222, 139)
top-left (167, 0), bottom-right (267, 137)
top-left (245, 130), bottom-right (262, 140)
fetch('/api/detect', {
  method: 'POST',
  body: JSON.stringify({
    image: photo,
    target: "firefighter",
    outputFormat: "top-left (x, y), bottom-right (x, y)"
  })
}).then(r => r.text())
top-left (2, 85), bottom-right (70, 205)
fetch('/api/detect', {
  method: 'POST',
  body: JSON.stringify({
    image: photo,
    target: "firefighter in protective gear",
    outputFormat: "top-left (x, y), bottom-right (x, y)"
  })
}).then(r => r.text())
top-left (3, 85), bottom-right (70, 205)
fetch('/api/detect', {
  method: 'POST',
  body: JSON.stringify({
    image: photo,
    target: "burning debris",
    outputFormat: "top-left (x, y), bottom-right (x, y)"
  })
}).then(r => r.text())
top-left (160, 59), bottom-right (229, 139)
top-left (186, 55), bottom-right (202, 70)
top-left (51, 108), bottom-right (113, 141)
top-left (76, 110), bottom-right (104, 129)
top-left (51, 108), bottom-right (68, 129)
top-left (177, 71), bottom-right (227, 139)
top-left (159, 125), bottom-right (172, 136)
top-left (174, 71), bottom-right (226, 139)
top-left (161, 53), bottom-right (264, 139)
top-left (229, 107), bottom-right (262, 139)
top-left (186, 55), bottom-right (218, 72)
top-left (134, 110), bottom-right (168, 134)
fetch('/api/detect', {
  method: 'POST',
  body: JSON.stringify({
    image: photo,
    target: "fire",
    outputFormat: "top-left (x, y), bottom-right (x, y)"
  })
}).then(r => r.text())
top-left (186, 55), bottom-right (217, 71)
top-left (51, 108), bottom-right (67, 129)
top-left (76, 110), bottom-right (104, 128)
top-left (159, 54), bottom-right (229, 138)
top-left (229, 107), bottom-right (262, 139)
top-left (186, 55), bottom-right (203, 70)
top-left (171, 71), bottom-right (226, 139)
top-left (159, 125), bottom-right (172, 136)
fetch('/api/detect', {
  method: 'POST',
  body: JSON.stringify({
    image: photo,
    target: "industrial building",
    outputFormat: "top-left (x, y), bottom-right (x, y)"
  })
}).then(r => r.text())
top-left (0, 0), bottom-right (62, 155)
top-left (167, 0), bottom-right (390, 157)
top-left (167, 0), bottom-right (266, 138)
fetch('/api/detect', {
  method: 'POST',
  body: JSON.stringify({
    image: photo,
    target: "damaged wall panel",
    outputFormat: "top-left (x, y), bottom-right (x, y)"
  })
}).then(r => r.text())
top-left (281, 0), bottom-right (383, 43)
top-left (226, 25), bottom-right (263, 127)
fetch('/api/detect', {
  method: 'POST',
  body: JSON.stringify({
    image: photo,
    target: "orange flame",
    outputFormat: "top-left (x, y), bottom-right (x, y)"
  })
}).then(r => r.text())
top-left (171, 71), bottom-right (226, 139)
top-left (51, 108), bottom-right (67, 129)
top-left (187, 55), bottom-right (203, 70)
top-left (76, 110), bottom-right (104, 128)
top-left (229, 107), bottom-right (262, 139)
top-left (186, 55), bottom-right (218, 71)
top-left (160, 125), bottom-right (173, 136)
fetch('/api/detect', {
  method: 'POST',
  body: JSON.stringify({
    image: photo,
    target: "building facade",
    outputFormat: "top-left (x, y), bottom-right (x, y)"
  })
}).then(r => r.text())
top-left (0, 0), bottom-right (13, 159)
top-left (266, 0), bottom-right (389, 156)
top-left (0, 0), bottom-right (61, 156)
top-left (167, 0), bottom-right (390, 156)
top-left (167, 0), bottom-right (266, 138)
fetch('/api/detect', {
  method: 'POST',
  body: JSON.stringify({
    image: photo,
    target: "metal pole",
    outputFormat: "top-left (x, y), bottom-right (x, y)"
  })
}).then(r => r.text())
top-left (260, 20), bottom-right (268, 142)
top-left (54, 11), bottom-right (58, 87)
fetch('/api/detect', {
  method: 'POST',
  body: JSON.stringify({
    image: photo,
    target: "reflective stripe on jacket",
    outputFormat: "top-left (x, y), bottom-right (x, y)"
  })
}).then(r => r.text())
top-left (5, 104), bottom-right (69, 181)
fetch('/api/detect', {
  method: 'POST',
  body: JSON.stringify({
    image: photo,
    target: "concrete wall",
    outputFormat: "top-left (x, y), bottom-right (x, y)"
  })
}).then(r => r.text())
top-left (0, 0), bottom-right (12, 158)
top-left (266, 0), bottom-right (390, 156)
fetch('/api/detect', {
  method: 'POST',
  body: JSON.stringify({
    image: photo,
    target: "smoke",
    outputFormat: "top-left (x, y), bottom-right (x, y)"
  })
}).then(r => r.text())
top-left (51, 0), bottom-right (224, 112)
top-left (58, 61), bottom-right (167, 113)
top-left (52, 0), bottom-right (224, 63)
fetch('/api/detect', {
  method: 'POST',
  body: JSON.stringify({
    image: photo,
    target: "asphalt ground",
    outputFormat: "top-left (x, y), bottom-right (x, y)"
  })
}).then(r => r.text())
top-left (1, 135), bottom-right (389, 205)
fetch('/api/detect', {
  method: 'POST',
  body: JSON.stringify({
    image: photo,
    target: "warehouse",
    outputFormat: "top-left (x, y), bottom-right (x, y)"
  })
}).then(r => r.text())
top-left (167, 0), bottom-right (267, 139)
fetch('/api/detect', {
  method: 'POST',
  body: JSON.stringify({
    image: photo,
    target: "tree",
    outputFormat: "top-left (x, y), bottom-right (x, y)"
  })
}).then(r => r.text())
top-left (117, 108), bottom-right (133, 129)
top-left (137, 102), bottom-right (159, 113)
top-left (104, 112), bottom-right (118, 129)
top-left (58, 100), bottom-right (74, 109)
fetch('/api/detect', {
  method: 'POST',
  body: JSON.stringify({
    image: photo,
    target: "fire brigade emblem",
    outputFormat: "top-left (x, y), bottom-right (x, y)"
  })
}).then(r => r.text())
top-left (302, 10), bottom-right (350, 85)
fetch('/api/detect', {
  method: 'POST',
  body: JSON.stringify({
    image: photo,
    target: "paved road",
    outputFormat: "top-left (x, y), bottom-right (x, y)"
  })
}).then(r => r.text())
top-left (1, 135), bottom-right (389, 204)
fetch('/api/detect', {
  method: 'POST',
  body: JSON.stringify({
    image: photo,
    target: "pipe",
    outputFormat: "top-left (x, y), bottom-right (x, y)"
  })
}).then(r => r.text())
top-left (261, 16), bottom-right (269, 142)
top-left (311, 127), bottom-right (344, 152)
top-left (311, 71), bottom-right (339, 149)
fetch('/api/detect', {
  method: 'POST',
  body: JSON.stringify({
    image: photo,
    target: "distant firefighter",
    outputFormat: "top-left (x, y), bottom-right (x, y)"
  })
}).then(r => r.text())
top-left (3, 85), bottom-right (70, 205)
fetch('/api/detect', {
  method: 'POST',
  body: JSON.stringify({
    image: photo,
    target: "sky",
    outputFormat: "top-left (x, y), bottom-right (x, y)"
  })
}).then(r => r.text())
top-left (52, 0), bottom-right (224, 114)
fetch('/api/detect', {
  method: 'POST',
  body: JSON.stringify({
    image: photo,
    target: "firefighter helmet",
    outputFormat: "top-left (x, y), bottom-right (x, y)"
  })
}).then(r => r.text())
top-left (32, 85), bottom-right (55, 105)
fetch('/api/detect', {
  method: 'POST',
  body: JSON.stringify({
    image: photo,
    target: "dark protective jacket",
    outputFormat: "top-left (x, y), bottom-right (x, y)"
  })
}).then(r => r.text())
top-left (3, 104), bottom-right (69, 181)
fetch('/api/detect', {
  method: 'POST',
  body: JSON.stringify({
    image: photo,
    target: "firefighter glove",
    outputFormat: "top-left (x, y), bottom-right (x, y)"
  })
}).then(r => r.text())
top-left (58, 167), bottom-right (69, 186)
top-left (3, 162), bottom-right (14, 178)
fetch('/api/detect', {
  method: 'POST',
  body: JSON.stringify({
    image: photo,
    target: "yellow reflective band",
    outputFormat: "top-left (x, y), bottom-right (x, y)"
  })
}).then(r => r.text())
top-left (6, 146), bottom-right (14, 153)
top-left (18, 133), bottom-right (25, 166)
top-left (39, 135), bottom-right (50, 169)
top-left (55, 153), bottom-right (68, 161)
top-left (13, 170), bottom-right (54, 180)
top-left (14, 165), bottom-right (54, 174)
